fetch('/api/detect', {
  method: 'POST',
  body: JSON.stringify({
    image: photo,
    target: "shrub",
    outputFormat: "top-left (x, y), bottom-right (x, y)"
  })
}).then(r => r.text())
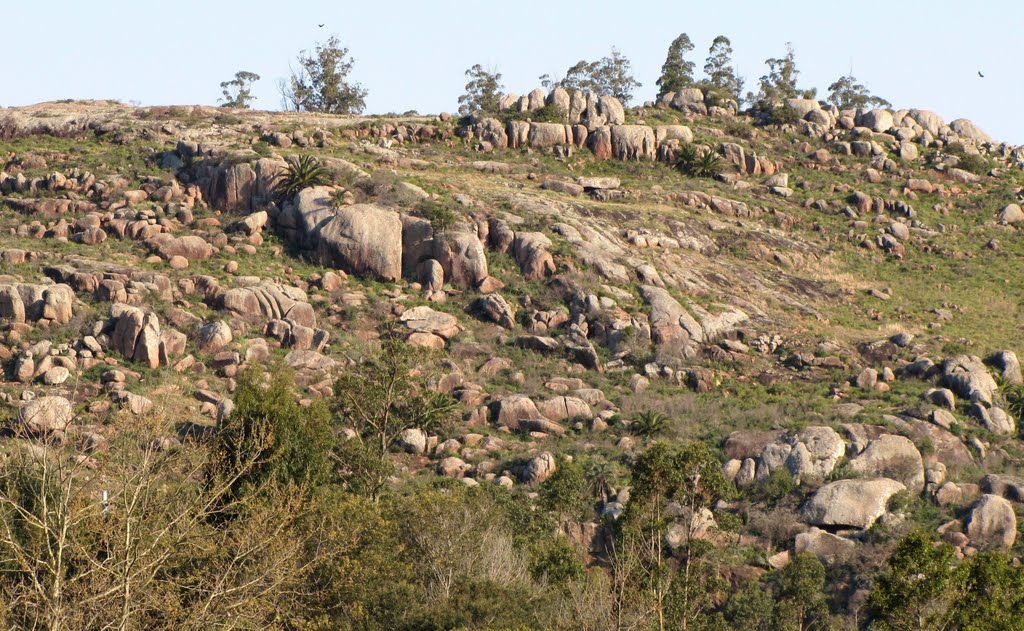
top-left (675, 144), bottom-right (722, 178)
top-left (631, 410), bottom-right (669, 437)
top-left (274, 154), bottom-right (328, 201)
top-left (414, 198), bottom-right (457, 234)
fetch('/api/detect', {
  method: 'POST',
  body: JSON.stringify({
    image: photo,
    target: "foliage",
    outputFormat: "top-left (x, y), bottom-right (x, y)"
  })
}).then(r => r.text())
top-left (414, 198), bottom-right (457, 234)
top-left (501, 102), bottom-right (565, 123)
top-left (333, 333), bottom-right (458, 501)
top-left (827, 73), bottom-right (891, 111)
top-left (541, 48), bottom-right (642, 105)
top-left (773, 553), bottom-right (830, 631)
top-left (702, 35), bottom-right (745, 105)
top-left (947, 551), bottom-right (1024, 631)
top-left (539, 457), bottom-right (589, 520)
top-left (281, 35), bottom-right (367, 114)
top-left (207, 367), bottom-right (333, 510)
top-left (750, 42), bottom-right (816, 109)
top-left (656, 33), bottom-right (696, 100)
top-left (458, 64), bottom-right (504, 116)
top-left (219, 70), bottom-right (260, 109)
top-left (724, 578), bottom-right (775, 630)
top-left (274, 154), bottom-right (329, 201)
top-left (868, 530), bottom-right (962, 630)
top-left (676, 144), bottom-right (723, 178)
top-left (945, 142), bottom-right (991, 176)
top-left (632, 410), bottom-right (669, 437)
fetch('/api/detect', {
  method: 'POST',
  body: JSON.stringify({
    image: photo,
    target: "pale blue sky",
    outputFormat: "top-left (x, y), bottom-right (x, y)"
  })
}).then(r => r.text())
top-left (4, 1), bottom-right (1022, 143)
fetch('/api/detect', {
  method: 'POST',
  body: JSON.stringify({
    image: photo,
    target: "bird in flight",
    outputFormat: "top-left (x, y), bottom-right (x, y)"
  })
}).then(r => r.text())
top-left (318, 23), bottom-right (324, 28)
top-left (978, 71), bottom-right (985, 78)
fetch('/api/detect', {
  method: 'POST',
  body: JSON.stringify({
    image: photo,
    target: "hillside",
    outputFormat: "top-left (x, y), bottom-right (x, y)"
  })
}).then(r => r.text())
top-left (2, 92), bottom-right (1024, 629)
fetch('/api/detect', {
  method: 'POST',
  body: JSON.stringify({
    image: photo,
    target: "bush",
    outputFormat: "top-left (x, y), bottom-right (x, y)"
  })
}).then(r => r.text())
top-left (274, 154), bottom-right (328, 202)
top-left (675, 144), bottom-right (722, 178)
top-left (280, 36), bottom-right (367, 114)
top-left (501, 103), bottom-right (564, 124)
top-left (414, 198), bottom-right (457, 234)
top-left (945, 143), bottom-right (991, 175)
top-left (207, 367), bottom-right (333, 511)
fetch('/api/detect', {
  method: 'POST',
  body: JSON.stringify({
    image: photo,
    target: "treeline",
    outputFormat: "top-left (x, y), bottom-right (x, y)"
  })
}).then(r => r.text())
top-left (214, 33), bottom-right (889, 118)
top-left (1, 336), bottom-right (1022, 629)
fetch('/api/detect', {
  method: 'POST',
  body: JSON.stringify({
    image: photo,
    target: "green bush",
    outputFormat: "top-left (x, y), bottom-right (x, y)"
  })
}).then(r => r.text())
top-left (415, 198), bottom-right (457, 235)
top-left (274, 154), bottom-right (329, 202)
top-left (676, 143), bottom-right (723, 178)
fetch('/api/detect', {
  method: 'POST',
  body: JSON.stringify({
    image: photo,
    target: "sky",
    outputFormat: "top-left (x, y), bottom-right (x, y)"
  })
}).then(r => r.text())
top-left (3, 0), bottom-right (1023, 143)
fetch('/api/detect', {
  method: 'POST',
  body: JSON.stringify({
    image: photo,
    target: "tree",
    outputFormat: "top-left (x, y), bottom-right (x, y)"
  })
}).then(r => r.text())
top-left (458, 64), bottom-right (504, 116)
top-left (827, 73), bottom-right (891, 111)
top-left (702, 36), bottom-right (744, 105)
top-left (656, 33), bottom-right (696, 100)
top-left (544, 48), bottom-right (642, 105)
top-left (618, 442), bottom-right (733, 631)
top-left (332, 332), bottom-right (458, 501)
top-left (539, 457), bottom-right (588, 522)
top-left (751, 42), bottom-right (815, 108)
top-left (207, 366), bottom-right (333, 512)
top-left (773, 553), bottom-right (830, 631)
top-left (0, 417), bottom-right (320, 629)
top-left (868, 530), bottom-right (963, 630)
top-left (219, 70), bottom-right (260, 109)
top-left (281, 35), bottom-right (367, 114)
top-left (948, 551), bottom-right (1024, 631)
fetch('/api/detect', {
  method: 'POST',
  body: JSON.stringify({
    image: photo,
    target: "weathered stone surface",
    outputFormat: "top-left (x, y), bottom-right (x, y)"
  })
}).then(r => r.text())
top-left (195, 321), bottom-right (233, 353)
top-left (521, 451), bottom-right (557, 484)
top-left (315, 204), bottom-right (402, 281)
top-left (943, 355), bottom-right (998, 406)
top-left (801, 478), bottom-right (906, 529)
top-left (490, 395), bottom-right (543, 430)
top-left (536, 396), bottom-right (592, 422)
top-left (18, 396), bottom-right (74, 435)
top-left (433, 228), bottom-right (488, 287)
top-left (849, 435), bottom-right (925, 493)
top-left (400, 306), bottom-right (459, 339)
top-left (794, 528), bottom-right (856, 565)
top-left (470, 294), bottom-right (516, 329)
top-left (512, 232), bottom-right (555, 280)
top-left (966, 494), bottom-right (1016, 548)
top-left (610, 125), bottom-right (656, 161)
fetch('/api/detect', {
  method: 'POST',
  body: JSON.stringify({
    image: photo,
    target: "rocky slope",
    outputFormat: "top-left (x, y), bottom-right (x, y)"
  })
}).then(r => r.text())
top-left (2, 91), bottom-right (1024, 613)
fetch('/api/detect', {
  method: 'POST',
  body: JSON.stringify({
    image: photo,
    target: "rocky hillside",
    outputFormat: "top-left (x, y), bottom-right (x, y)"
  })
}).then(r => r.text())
top-left (2, 91), bottom-right (1024, 628)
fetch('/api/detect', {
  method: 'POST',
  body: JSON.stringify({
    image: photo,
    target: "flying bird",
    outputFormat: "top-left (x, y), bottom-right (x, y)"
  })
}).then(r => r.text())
top-left (318, 23), bottom-right (324, 27)
top-left (978, 71), bottom-right (985, 78)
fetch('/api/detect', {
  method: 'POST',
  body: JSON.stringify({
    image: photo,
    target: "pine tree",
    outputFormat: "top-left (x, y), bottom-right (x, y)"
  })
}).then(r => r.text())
top-left (655, 33), bottom-right (695, 100)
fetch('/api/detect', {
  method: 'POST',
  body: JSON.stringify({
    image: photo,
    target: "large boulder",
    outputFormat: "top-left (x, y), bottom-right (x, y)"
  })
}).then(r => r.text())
top-left (801, 478), bottom-right (906, 529)
top-left (399, 306), bottom-right (460, 339)
top-left (195, 320), bottom-right (233, 353)
top-left (639, 285), bottom-right (699, 356)
top-left (856, 109), bottom-right (894, 133)
top-left (794, 528), bottom-right (856, 565)
top-left (989, 350), bottom-right (1023, 385)
top-left (432, 228), bottom-right (488, 287)
top-left (849, 435), bottom-right (925, 493)
top-left (148, 234), bottom-right (214, 262)
top-left (966, 494), bottom-right (1017, 548)
top-left (943, 355), bottom-right (998, 406)
top-left (512, 232), bottom-right (556, 280)
top-left (527, 122), bottom-right (571, 148)
top-left (315, 203), bottom-right (402, 281)
top-left (610, 125), bottom-right (656, 161)
top-left (470, 294), bottom-right (516, 329)
top-left (950, 118), bottom-right (991, 143)
top-left (490, 395), bottom-right (544, 430)
top-left (18, 396), bottom-right (74, 435)
top-left (757, 426), bottom-right (846, 484)
top-left (521, 451), bottom-right (557, 484)
top-left (536, 396), bottom-right (592, 422)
